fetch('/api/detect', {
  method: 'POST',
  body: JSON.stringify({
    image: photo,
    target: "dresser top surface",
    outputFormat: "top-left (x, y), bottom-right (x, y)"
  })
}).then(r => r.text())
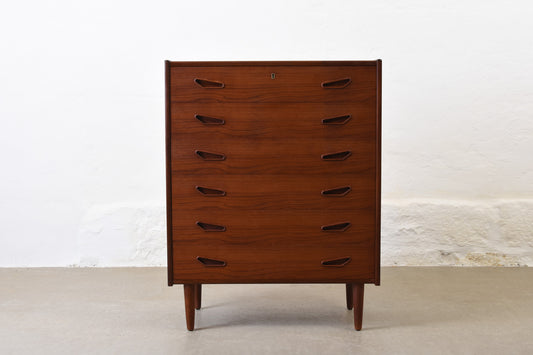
top-left (166, 60), bottom-right (381, 67)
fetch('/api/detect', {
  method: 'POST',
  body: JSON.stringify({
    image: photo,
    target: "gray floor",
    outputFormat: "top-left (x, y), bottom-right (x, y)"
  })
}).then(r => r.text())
top-left (1, 268), bottom-right (532, 354)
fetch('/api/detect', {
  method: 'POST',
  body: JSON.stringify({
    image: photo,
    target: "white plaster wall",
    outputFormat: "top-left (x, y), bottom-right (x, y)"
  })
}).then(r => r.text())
top-left (0, 1), bottom-right (532, 266)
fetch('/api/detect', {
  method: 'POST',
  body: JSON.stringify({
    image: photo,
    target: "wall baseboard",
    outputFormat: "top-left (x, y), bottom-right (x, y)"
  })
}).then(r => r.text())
top-left (383, 199), bottom-right (533, 266)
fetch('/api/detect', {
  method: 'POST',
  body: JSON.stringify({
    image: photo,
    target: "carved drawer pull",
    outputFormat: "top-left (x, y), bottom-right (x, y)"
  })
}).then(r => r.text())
top-left (321, 186), bottom-right (351, 197)
top-left (195, 186), bottom-right (226, 196)
top-left (321, 77), bottom-right (352, 89)
top-left (195, 114), bottom-right (225, 125)
top-left (196, 221), bottom-right (226, 232)
top-left (194, 78), bottom-right (225, 88)
top-left (197, 256), bottom-right (226, 267)
top-left (321, 151), bottom-right (352, 161)
top-left (322, 114), bottom-right (352, 125)
top-left (195, 150), bottom-right (226, 161)
top-left (321, 257), bottom-right (351, 267)
top-left (321, 222), bottom-right (351, 232)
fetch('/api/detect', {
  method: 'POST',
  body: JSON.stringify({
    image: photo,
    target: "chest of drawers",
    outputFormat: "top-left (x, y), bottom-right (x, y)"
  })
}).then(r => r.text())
top-left (165, 60), bottom-right (381, 331)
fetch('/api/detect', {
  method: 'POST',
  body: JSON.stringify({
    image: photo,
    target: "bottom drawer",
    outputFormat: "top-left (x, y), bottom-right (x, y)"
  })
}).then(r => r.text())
top-left (172, 237), bottom-right (376, 283)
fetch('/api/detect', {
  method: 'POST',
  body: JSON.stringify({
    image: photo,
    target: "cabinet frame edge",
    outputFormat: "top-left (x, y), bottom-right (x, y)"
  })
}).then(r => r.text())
top-left (165, 60), bottom-right (175, 286)
top-left (375, 59), bottom-right (382, 286)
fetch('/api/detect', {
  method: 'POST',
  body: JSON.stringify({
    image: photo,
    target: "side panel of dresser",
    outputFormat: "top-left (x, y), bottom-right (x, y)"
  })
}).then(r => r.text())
top-left (375, 60), bottom-right (382, 286)
top-left (165, 60), bottom-right (174, 286)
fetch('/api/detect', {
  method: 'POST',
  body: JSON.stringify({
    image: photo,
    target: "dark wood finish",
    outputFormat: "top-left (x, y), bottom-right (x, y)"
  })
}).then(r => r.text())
top-left (171, 138), bottom-right (374, 175)
top-left (321, 77), bottom-right (352, 88)
top-left (196, 256), bottom-right (226, 267)
top-left (171, 103), bottom-right (375, 139)
top-left (194, 78), bottom-right (224, 88)
top-left (322, 222), bottom-right (351, 232)
top-left (352, 283), bottom-right (365, 331)
top-left (169, 66), bottom-right (376, 103)
top-left (172, 174), bottom-right (374, 210)
top-left (166, 60), bottom-right (381, 330)
top-left (375, 60), bottom-right (382, 286)
top-left (167, 61), bottom-right (379, 67)
top-left (165, 61), bottom-right (174, 286)
top-left (322, 114), bottom-right (352, 125)
top-left (195, 150), bottom-right (226, 161)
top-left (346, 283), bottom-right (353, 310)
top-left (196, 221), bottom-right (226, 232)
top-left (172, 209), bottom-right (375, 241)
top-left (183, 284), bottom-right (195, 331)
top-left (173, 237), bottom-right (373, 283)
top-left (194, 284), bottom-right (202, 310)
top-left (194, 114), bottom-right (225, 125)
top-left (321, 150), bottom-right (352, 161)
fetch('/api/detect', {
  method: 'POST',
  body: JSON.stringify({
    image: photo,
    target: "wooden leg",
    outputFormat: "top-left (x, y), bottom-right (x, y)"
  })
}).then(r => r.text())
top-left (194, 284), bottom-right (202, 310)
top-left (352, 283), bottom-right (364, 331)
top-left (345, 284), bottom-right (353, 310)
top-left (183, 284), bottom-right (195, 331)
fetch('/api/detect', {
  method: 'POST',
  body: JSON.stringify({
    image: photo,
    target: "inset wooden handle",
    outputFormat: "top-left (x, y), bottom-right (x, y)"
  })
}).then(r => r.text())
top-left (321, 77), bottom-right (352, 89)
top-left (321, 151), bottom-right (352, 161)
top-left (195, 150), bottom-right (226, 161)
top-left (195, 114), bottom-right (225, 125)
top-left (321, 222), bottom-right (351, 232)
top-left (321, 186), bottom-right (351, 197)
top-left (197, 257), bottom-right (226, 267)
top-left (321, 257), bottom-right (351, 267)
top-left (322, 114), bottom-right (351, 125)
top-left (196, 186), bottom-right (226, 196)
top-left (196, 221), bottom-right (226, 232)
top-left (194, 78), bottom-right (225, 88)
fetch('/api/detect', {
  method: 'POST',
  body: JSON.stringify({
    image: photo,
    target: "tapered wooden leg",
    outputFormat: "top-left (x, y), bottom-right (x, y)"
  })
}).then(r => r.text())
top-left (183, 284), bottom-right (195, 331)
top-left (352, 283), bottom-right (364, 331)
top-left (194, 284), bottom-right (202, 310)
top-left (345, 284), bottom-right (353, 310)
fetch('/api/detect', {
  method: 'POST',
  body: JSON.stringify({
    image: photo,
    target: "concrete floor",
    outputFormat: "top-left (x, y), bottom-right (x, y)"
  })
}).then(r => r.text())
top-left (1, 268), bottom-right (532, 354)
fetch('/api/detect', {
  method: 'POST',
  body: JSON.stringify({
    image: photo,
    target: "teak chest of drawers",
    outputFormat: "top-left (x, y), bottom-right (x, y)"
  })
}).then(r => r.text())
top-left (165, 60), bottom-right (381, 331)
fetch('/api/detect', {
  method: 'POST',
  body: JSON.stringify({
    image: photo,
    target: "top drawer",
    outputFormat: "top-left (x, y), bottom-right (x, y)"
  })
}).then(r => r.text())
top-left (169, 65), bottom-right (377, 103)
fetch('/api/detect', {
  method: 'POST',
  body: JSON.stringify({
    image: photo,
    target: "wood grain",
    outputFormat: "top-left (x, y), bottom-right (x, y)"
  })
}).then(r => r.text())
top-left (170, 66), bottom-right (376, 103)
top-left (171, 137), bottom-right (375, 175)
top-left (171, 174), bottom-right (375, 210)
top-left (171, 103), bottom-right (376, 139)
top-left (172, 209), bottom-right (375, 240)
top-left (172, 238), bottom-right (374, 284)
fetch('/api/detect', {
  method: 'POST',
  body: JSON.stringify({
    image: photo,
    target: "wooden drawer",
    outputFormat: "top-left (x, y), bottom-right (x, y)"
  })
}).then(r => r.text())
top-left (170, 137), bottom-right (375, 175)
top-left (171, 174), bottom-right (375, 210)
top-left (171, 103), bottom-right (376, 139)
top-left (169, 65), bottom-right (376, 103)
top-left (172, 209), bottom-right (375, 240)
top-left (172, 236), bottom-right (375, 283)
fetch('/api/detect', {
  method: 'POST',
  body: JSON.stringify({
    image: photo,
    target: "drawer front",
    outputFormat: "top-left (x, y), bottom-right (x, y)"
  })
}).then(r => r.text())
top-left (172, 236), bottom-right (375, 283)
top-left (169, 65), bottom-right (376, 103)
top-left (171, 103), bottom-right (376, 140)
top-left (171, 174), bottom-right (375, 210)
top-left (172, 209), bottom-right (375, 239)
top-left (170, 137), bottom-right (375, 175)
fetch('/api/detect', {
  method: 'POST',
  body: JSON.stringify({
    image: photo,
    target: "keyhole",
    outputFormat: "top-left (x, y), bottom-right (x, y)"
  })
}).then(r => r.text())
top-left (271, 73), bottom-right (275, 79)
